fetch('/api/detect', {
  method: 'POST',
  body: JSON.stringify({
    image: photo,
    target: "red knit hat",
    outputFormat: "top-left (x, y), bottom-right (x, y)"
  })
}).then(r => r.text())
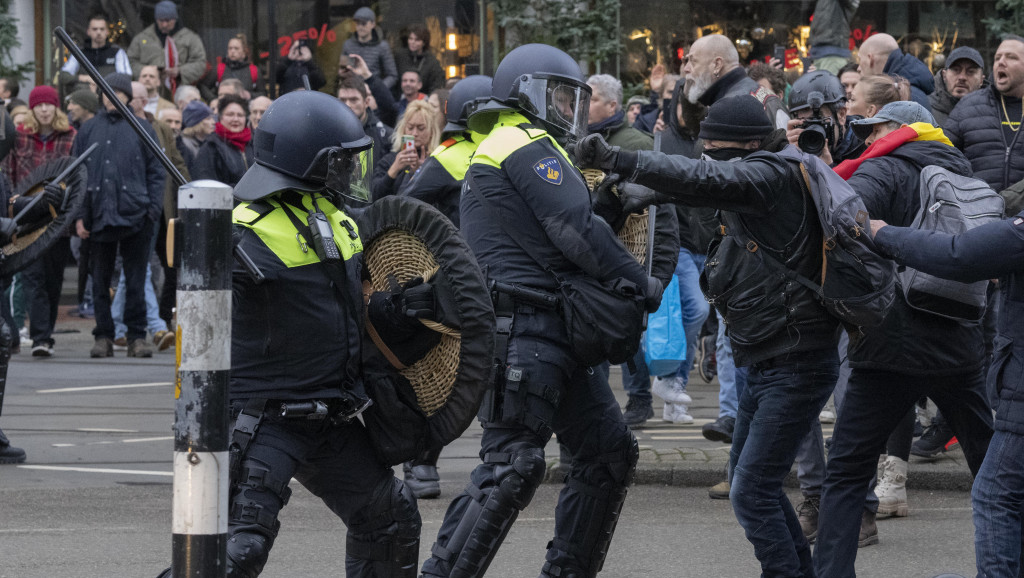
top-left (29, 85), bottom-right (60, 109)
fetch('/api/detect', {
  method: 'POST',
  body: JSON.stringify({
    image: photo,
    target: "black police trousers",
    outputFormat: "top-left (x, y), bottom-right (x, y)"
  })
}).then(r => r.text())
top-left (421, 306), bottom-right (638, 577)
top-left (226, 400), bottom-right (421, 577)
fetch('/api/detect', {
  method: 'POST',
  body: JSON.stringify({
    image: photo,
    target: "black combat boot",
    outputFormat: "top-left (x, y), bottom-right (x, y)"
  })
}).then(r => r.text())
top-left (0, 426), bottom-right (26, 464)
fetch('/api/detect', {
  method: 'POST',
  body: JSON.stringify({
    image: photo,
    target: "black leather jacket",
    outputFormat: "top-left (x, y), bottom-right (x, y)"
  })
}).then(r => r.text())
top-left (614, 145), bottom-right (840, 365)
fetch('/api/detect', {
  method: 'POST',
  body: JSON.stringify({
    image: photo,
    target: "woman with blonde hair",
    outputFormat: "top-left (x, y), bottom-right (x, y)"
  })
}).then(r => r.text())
top-left (0, 85), bottom-right (76, 357)
top-left (847, 74), bottom-right (911, 118)
top-left (371, 99), bottom-right (441, 199)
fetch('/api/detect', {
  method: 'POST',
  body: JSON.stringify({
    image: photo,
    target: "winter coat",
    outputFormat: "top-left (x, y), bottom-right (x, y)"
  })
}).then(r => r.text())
top-left (192, 132), bottom-right (253, 188)
top-left (846, 136), bottom-right (985, 376)
top-left (343, 30), bottom-right (398, 90)
top-left (929, 71), bottom-right (959, 128)
top-left (808, 0), bottom-right (859, 59)
top-left (71, 109), bottom-right (165, 239)
top-left (0, 126), bottom-right (76, 188)
top-left (362, 109), bottom-right (394, 171)
top-left (874, 210), bottom-right (1024, 434)
top-left (276, 57), bottom-right (326, 94)
top-left (212, 58), bottom-right (266, 97)
top-left (883, 50), bottom-right (935, 111)
top-left (127, 23), bottom-right (208, 86)
top-left (944, 84), bottom-right (1024, 191)
top-left (394, 48), bottom-right (444, 95)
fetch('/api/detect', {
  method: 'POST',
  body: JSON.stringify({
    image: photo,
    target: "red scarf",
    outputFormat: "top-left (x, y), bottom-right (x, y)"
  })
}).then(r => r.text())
top-left (833, 125), bottom-right (932, 180)
top-left (164, 34), bottom-right (179, 96)
top-left (215, 122), bottom-right (251, 152)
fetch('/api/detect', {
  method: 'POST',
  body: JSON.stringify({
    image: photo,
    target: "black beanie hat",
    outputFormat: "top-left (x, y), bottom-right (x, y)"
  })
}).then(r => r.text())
top-left (698, 94), bottom-right (774, 142)
top-left (104, 72), bottom-right (133, 99)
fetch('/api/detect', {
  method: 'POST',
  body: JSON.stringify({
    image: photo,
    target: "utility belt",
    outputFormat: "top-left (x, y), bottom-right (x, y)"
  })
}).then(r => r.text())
top-left (228, 394), bottom-right (372, 481)
top-left (488, 279), bottom-right (559, 316)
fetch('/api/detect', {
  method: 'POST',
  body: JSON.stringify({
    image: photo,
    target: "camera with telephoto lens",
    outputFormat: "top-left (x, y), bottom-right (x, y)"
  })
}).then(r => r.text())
top-left (797, 92), bottom-right (835, 156)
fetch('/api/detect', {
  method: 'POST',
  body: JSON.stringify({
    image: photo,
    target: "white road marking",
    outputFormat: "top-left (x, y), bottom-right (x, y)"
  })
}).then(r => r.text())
top-left (38, 382), bottom-right (173, 393)
top-left (17, 465), bottom-right (172, 476)
top-left (76, 428), bottom-right (138, 433)
top-left (51, 436), bottom-right (172, 448)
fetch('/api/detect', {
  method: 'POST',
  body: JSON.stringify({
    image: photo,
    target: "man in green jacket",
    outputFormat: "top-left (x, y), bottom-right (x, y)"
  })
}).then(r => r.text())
top-left (127, 1), bottom-right (208, 97)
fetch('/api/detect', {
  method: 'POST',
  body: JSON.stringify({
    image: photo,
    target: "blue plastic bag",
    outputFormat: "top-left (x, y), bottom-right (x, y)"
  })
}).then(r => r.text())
top-left (644, 275), bottom-right (686, 376)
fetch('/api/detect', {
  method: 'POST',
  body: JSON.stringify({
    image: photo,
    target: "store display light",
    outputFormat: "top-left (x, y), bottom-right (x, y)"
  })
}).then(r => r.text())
top-left (448, 33), bottom-right (457, 51)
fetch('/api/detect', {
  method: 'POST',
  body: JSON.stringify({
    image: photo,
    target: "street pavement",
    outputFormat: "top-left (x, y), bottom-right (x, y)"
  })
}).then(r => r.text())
top-left (0, 303), bottom-right (979, 576)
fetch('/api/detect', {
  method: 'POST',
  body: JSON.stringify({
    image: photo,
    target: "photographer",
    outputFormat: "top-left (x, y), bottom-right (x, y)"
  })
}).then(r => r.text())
top-left (276, 38), bottom-right (325, 94)
top-left (577, 93), bottom-right (841, 577)
top-left (785, 70), bottom-right (865, 166)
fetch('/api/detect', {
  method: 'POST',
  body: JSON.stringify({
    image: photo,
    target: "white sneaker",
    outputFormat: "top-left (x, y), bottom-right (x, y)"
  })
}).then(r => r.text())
top-left (652, 376), bottom-right (692, 404)
top-left (875, 456), bottom-right (909, 518)
top-left (662, 403), bottom-right (694, 424)
top-left (819, 408), bottom-right (836, 424)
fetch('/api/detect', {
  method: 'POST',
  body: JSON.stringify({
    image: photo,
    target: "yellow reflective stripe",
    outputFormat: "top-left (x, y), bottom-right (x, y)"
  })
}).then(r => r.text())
top-left (435, 138), bottom-right (477, 180)
top-left (471, 111), bottom-right (575, 169)
top-left (233, 195), bottom-right (362, 268)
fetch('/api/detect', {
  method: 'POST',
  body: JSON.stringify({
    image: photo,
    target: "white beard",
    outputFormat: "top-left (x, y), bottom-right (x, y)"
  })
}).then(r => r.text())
top-left (685, 72), bottom-right (716, 104)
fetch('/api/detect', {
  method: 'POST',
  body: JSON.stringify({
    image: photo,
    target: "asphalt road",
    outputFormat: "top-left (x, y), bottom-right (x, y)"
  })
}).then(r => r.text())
top-left (0, 336), bottom-right (977, 577)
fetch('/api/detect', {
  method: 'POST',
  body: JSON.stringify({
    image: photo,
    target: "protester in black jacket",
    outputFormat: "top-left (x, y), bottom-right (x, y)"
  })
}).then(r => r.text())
top-left (870, 210), bottom-right (1024, 578)
top-left (72, 73), bottom-right (165, 359)
top-left (192, 94), bottom-right (253, 187)
top-left (858, 33), bottom-right (934, 110)
top-left (929, 46), bottom-right (987, 127)
top-left (394, 25), bottom-right (445, 96)
top-left (814, 100), bottom-right (993, 577)
top-left (577, 94), bottom-right (840, 578)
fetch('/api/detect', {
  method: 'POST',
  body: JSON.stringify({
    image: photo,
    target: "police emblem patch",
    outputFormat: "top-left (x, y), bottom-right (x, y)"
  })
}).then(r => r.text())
top-left (534, 157), bottom-right (563, 185)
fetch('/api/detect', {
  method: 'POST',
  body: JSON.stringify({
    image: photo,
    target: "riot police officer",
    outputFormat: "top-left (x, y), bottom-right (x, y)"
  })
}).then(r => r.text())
top-left (398, 74), bottom-right (491, 228)
top-left (396, 74), bottom-right (492, 500)
top-left (203, 91), bottom-right (424, 577)
top-left (419, 43), bottom-right (659, 578)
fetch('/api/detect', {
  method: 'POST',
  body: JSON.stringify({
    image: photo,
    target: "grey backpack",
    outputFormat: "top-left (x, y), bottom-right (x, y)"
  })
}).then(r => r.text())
top-left (900, 166), bottom-right (1004, 321)
top-left (754, 147), bottom-right (898, 329)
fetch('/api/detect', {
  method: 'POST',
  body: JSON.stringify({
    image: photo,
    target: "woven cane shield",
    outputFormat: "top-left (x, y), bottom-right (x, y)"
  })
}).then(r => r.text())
top-left (582, 168), bottom-right (650, 265)
top-left (1, 157), bottom-right (87, 276)
top-left (357, 196), bottom-right (495, 464)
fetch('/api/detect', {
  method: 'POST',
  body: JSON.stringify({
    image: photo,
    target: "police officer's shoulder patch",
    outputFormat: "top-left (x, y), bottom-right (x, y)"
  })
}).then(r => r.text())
top-left (533, 157), bottom-right (563, 185)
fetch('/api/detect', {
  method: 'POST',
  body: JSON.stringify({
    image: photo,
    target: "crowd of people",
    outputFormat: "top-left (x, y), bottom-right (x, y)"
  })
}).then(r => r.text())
top-left (0, 0), bottom-right (1022, 576)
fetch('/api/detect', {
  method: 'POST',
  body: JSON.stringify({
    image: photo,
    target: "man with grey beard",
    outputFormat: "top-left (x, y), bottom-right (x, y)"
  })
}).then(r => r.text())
top-left (683, 34), bottom-right (789, 129)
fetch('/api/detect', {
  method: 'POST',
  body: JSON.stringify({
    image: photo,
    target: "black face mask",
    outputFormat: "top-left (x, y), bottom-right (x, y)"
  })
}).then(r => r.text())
top-left (701, 147), bottom-right (753, 162)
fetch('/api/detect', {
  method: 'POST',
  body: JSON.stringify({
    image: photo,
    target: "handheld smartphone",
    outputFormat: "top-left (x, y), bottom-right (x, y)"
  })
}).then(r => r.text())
top-left (402, 135), bottom-right (416, 151)
top-left (773, 45), bottom-right (787, 67)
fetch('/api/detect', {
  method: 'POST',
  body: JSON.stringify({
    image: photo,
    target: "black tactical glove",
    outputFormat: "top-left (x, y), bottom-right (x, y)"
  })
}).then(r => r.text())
top-left (591, 173), bottom-right (626, 229)
top-left (644, 276), bottom-right (664, 313)
top-left (618, 182), bottom-right (670, 215)
top-left (574, 134), bottom-right (620, 172)
top-left (399, 276), bottom-right (437, 320)
top-left (42, 183), bottom-right (63, 210)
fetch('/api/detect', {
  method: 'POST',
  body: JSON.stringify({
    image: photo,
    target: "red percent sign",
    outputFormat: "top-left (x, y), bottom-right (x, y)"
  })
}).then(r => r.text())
top-left (260, 24), bottom-right (338, 59)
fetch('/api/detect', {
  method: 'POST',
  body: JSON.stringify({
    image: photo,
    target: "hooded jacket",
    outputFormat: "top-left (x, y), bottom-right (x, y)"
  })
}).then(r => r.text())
top-left (943, 83), bottom-right (1024, 192)
top-left (343, 29), bottom-right (398, 89)
top-left (883, 51), bottom-right (935, 111)
top-left (842, 125), bottom-right (985, 375)
top-left (874, 209), bottom-right (1024, 433)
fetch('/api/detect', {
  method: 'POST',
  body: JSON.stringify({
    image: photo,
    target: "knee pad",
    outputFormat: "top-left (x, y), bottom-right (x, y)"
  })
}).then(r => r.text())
top-left (491, 447), bottom-right (547, 509)
top-left (226, 532), bottom-right (270, 578)
top-left (347, 476), bottom-right (422, 577)
top-left (428, 448), bottom-right (546, 578)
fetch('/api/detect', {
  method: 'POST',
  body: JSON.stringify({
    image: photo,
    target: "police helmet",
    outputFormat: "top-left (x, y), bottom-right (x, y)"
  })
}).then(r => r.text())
top-left (468, 43), bottom-right (591, 142)
top-left (788, 70), bottom-right (846, 113)
top-left (234, 91), bottom-right (373, 203)
top-left (443, 75), bottom-right (492, 134)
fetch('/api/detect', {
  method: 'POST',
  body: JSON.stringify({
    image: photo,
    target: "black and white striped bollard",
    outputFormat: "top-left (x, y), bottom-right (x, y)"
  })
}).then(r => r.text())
top-left (172, 180), bottom-right (233, 577)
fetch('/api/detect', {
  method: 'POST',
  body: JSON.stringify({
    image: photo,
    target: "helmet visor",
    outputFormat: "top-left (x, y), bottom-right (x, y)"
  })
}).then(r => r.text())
top-left (517, 75), bottom-right (591, 142)
top-left (324, 147), bottom-right (372, 204)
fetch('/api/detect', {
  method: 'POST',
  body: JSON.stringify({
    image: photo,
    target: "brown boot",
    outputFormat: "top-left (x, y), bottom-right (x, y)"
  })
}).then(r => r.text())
top-left (90, 337), bottom-right (114, 358)
top-left (858, 509), bottom-right (879, 548)
top-left (127, 338), bottom-right (153, 358)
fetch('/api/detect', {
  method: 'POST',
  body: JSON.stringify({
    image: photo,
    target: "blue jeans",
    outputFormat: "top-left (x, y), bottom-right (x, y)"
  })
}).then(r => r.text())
top-left (815, 368), bottom-right (993, 578)
top-left (717, 310), bottom-right (748, 419)
top-left (112, 262), bottom-right (167, 338)
top-left (729, 347), bottom-right (839, 578)
top-left (973, 429), bottom-right (1024, 578)
top-left (622, 249), bottom-right (709, 400)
